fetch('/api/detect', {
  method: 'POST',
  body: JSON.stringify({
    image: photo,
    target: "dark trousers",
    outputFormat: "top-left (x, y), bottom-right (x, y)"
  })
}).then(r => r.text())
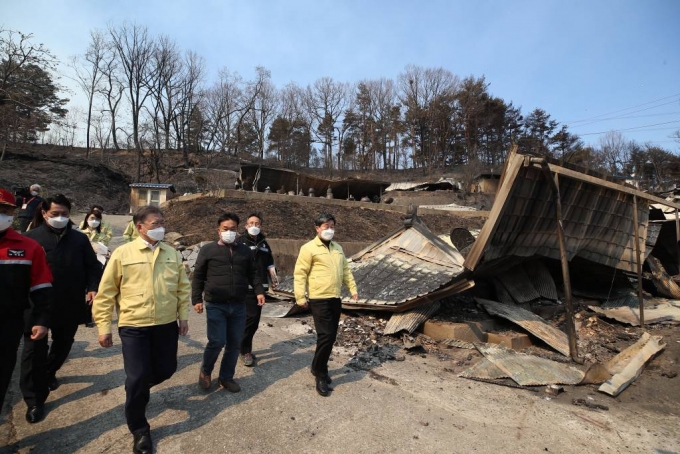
top-left (240, 292), bottom-right (263, 355)
top-left (119, 322), bottom-right (179, 435)
top-left (20, 334), bottom-right (49, 408)
top-left (202, 302), bottom-right (246, 381)
top-left (0, 317), bottom-right (24, 410)
top-left (46, 320), bottom-right (79, 380)
top-left (308, 298), bottom-right (342, 377)
top-left (20, 319), bottom-right (79, 407)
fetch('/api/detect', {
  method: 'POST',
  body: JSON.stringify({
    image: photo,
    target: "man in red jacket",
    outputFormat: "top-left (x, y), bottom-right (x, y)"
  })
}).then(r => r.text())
top-left (0, 188), bottom-right (52, 421)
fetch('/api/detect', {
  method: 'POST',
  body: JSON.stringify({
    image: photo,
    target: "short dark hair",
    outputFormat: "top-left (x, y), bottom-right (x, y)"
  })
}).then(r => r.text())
top-left (247, 212), bottom-right (263, 223)
top-left (91, 204), bottom-right (104, 212)
top-left (32, 194), bottom-right (72, 228)
top-left (315, 213), bottom-right (336, 226)
top-left (134, 206), bottom-right (163, 225)
top-left (218, 212), bottom-right (240, 226)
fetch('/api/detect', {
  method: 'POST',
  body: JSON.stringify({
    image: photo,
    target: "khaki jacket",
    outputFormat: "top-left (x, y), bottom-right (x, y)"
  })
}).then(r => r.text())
top-left (93, 238), bottom-right (190, 334)
top-left (293, 236), bottom-right (357, 306)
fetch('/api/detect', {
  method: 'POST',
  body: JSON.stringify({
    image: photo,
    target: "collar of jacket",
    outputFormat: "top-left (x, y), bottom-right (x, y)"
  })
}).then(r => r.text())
top-left (313, 236), bottom-right (334, 249)
top-left (239, 233), bottom-right (265, 245)
top-left (134, 236), bottom-right (165, 252)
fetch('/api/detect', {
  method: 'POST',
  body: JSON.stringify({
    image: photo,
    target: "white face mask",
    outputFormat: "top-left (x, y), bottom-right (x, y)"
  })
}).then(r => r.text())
top-left (47, 215), bottom-right (69, 229)
top-left (220, 230), bottom-right (237, 244)
top-left (320, 228), bottom-right (334, 241)
top-left (247, 226), bottom-right (260, 236)
top-left (30, 191), bottom-right (39, 197)
top-left (0, 214), bottom-right (13, 231)
top-left (146, 227), bottom-right (165, 241)
top-left (88, 219), bottom-right (101, 228)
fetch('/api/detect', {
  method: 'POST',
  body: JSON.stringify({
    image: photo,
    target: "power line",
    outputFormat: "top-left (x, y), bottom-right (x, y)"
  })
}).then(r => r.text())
top-left (578, 120), bottom-right (680, 136)
top-left (569, 103), bottom-right (680, 128)
top-left (565, 93), bottom-right (680, 124)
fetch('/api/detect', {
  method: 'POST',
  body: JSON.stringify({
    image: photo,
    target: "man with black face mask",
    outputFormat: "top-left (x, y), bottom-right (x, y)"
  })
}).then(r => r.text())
top-left (23, 194), bottom-right (102, 423)
top-left (236, 213), bottom-right (278, 367)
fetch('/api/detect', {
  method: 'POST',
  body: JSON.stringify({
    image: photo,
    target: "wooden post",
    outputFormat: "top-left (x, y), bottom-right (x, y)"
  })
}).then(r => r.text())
top-left (632, 196), bottom-right (645, 327)
top-left (551, 172), bottom-right (581, 363)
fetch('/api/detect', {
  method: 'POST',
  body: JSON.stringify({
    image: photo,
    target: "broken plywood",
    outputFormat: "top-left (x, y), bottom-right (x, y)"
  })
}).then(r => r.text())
top-left (477, 298), bottom-right (570, 356)
top-left (599, 333), bottom-right (666, 396)
top-left (384, 301), bottom-right (440, 335)
top-left (476, 344), bottom-right (585, 386)
top-left (589, 302), bottom-right (680, 326)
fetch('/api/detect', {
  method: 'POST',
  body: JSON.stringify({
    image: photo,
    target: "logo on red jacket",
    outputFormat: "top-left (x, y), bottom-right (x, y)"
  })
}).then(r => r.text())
top-left (8, 249), bottom-right (26, 257)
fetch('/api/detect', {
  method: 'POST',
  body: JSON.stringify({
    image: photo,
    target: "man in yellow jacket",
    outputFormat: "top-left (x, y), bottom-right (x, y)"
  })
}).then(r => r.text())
top-left (294, 213), bottom-right (358, 397)
top-left (93, 205), bottom-right (190, 454)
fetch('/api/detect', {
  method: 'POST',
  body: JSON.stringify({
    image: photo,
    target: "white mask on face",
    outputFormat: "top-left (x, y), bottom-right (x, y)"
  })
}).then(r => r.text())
top-left (0, 214), bottom-right (13, 231)
top-left (88, 219), bottom-right (101, 228)
top-left (47, 215), bottom-right (69, 229)
top-left (30, 191), bottom-right (39, 197)
top-left (247, 226), bottom-right (260, 236)
top-left (146, 227), bottom-right (165, 241)
top-left (320, 228), bottom-right (334, 241)
top-left (220, 230), bottom-right (237, 244)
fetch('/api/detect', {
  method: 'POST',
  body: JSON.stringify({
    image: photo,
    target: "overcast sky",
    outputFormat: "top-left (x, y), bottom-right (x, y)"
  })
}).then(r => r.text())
top-left (3, 0), bottom-right (680, 149)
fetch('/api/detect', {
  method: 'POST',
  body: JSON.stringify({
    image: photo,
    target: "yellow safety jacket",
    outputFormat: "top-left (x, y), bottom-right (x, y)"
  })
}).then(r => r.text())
top-left (93, 238), bottom-right (190, 334)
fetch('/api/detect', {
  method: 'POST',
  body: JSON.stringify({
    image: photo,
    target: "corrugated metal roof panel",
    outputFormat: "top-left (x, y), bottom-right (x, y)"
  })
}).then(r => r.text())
top-left (464, 150), bottom-right (678, 274)
top-left (477, 298), bottom-right (570, 356)
top-left (383, 302), bottom-right (441, 335)
top-left (477, 344), bottom-right (585, 386)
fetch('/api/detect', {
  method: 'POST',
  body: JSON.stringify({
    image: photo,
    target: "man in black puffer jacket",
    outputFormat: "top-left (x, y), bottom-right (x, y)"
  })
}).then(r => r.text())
top-left (191, 212), bottom-right (265, 393)
top-left (236, 213), bottom-right (277, 367)
top-left (23, 194), bottom-right (102, 423)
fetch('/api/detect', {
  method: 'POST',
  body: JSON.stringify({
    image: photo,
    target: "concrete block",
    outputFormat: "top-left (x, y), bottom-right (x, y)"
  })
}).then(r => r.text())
top-left (486, 332), bottom-right (532, 350)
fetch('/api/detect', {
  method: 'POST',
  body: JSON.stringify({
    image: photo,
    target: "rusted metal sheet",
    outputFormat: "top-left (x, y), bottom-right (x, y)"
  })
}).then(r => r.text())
top-left (383, 301), bottom-right (441, 335)
top-left (464, 150), bottom-right (680, 275)
top-left (589, 302), bottom-right (680, 326)
top-left (477, 298), bottom-right (570, 356)
top-left (458, 358), bottom-right (508, 380)
top-left (476, 344), bottom-right (585, 386)
top-left (599, 333), bottom-right (666, 396)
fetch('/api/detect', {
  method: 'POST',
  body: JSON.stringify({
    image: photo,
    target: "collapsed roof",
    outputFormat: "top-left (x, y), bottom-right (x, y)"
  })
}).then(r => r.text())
top-left (464, 149), bottom-right (680, 276)
top-left (340, 214), bottom-right (473, 312)
top-left (239, 164), bottom-right (390, 200)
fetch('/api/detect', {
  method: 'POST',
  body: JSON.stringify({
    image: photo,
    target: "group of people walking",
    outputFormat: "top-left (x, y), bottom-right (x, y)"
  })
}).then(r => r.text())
top-left (1, 185), bottom-right (358, 454)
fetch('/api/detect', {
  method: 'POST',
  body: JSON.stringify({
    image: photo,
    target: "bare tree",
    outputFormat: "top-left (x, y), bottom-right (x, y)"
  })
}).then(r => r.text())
top-left (108, 22), bottom-right (158, 180)
top-left (599, 130), bottom-right (629, 175)
top-left (202, 68), bottom-right (245, 160)
top-left (304, 77), bottom-right (349, 173)
top-left (70, 29), bottom-right (106, 158)
top-left (249, 66), bottom-right (277, 160)
top-left (98, 40), bottom-right (125, 152)
top-left (172, 50), bottom-right (204, 167)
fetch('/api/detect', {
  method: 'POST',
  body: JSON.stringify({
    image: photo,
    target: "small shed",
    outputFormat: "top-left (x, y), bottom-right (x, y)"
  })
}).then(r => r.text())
top-left (129, 183), bottom-right (176, 213)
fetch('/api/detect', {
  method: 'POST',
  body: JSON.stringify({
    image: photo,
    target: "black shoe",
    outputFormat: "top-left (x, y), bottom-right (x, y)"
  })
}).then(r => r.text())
top-left (325, 375), bottom-right (332, 384)
top-left (315, 378), bottom-right (329, 397)
top-left (25, 405), bottom-right (44, 424)
top-left (48, 376), bottom-right (60, 391)
top-left (133, 431), bottom-right (153, 454)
